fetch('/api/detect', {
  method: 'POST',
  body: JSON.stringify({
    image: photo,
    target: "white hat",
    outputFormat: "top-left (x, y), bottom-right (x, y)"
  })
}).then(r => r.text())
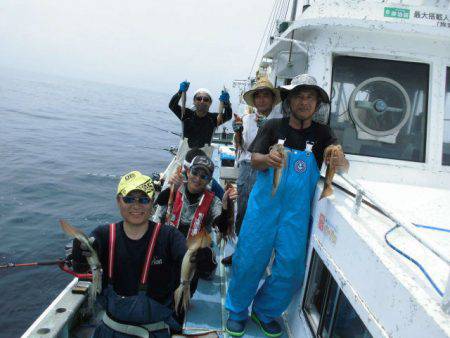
top-left (194, 88), bottom-right (212, 100)
top-left (279, 74), bottom-right (330, 103)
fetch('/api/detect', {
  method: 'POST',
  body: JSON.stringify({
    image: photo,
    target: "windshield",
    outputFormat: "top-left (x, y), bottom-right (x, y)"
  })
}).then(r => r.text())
top-left (443, 68), bottom-right (450, 166)
top-left (330, 56), bottom-right (429, 162)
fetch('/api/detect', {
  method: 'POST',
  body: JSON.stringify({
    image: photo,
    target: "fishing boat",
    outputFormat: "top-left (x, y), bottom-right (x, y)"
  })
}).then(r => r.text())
top-left (22, 0), bottom-right (449, 337)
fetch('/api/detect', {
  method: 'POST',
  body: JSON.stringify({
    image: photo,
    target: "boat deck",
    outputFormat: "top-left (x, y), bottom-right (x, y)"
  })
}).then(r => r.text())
top-left (184, 240), bottom-right (295, 337)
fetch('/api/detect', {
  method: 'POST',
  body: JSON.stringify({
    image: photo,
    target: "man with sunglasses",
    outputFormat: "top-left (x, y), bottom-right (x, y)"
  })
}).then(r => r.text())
top-left (72, 171), bottom-right (217, 337)
top-left (169, 81), bottom-right (232, 149)
top-left (155, 155), bottom-right (237, 239)
top-left (169, 147), bottom-right (225, 200)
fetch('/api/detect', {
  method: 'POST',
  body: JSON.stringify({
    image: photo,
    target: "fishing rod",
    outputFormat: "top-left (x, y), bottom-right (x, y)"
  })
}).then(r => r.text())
top-left (142, 145), bottom-right (178, 155)
top-left (151, 125), bottom-right (181, 137)
top-left (0, 259), bottom-right (63, 269)
top-left (1, 258), bottom-right (93, 280)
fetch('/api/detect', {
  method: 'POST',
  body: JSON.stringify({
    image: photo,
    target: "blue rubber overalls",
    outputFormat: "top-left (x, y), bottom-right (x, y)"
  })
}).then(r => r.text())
top-left (93, 223), bottom-right (180, 338)
top-left (225, 145), bottom-right (320, 323)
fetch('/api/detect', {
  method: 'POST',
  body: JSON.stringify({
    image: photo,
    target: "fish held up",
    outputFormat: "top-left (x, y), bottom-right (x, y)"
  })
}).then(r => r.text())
top-left (59, 219), bottom-right (102, 313)
top-left (320, 145), bottom-right (343, 200)
top-left (272, 139), bottom-right (288, 196)
top-left (174, 228), bottom-right (212, 314)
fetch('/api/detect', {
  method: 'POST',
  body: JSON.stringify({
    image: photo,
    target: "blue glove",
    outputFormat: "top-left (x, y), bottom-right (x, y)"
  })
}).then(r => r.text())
top-left (219, 90), bottom-right (230, 104)
top-left (232, 120), bottom-right (243, 133)
top-left (179, 81), bottom-right (190, 92)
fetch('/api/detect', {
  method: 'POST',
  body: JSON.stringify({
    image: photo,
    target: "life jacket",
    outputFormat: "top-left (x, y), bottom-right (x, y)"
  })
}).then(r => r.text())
top-left (108, 222), bottom-right (162, 286)
top-left (169, 188), bottom-right (215, 238)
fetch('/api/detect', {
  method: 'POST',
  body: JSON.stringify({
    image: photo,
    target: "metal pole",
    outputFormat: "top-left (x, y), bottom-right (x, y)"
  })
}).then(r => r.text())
top-left (290, 0), bottom-right (299, 21)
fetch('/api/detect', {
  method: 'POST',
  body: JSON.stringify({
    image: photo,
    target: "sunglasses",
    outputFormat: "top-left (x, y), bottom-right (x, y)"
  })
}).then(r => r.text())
top-left (194, 96), bottom-right (211, 103)
top-left (190, 168), bottom-right (211, 181)
top-left (122, 196), bottom-right (151, 205)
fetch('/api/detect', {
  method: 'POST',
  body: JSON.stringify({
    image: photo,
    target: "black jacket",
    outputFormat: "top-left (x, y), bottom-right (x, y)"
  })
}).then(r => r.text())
top-left (74, 221), bottom-right (186, 304)
top-left (169, 91), bottom-right (232, 148)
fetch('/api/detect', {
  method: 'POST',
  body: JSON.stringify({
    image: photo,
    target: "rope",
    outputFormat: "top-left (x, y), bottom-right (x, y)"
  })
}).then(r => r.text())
top-left (414, 223), bottom-right (450, 233)
top-left (384, 225), bottom-right (444, 297)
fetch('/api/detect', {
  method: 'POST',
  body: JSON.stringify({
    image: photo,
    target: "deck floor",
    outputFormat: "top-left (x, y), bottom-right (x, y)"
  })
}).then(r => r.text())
top-left (184, 239), bottom-right (289, 338)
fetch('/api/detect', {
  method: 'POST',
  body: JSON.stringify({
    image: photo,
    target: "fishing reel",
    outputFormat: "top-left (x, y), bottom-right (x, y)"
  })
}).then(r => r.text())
top-left (348, 76), bottom-right (411, 144)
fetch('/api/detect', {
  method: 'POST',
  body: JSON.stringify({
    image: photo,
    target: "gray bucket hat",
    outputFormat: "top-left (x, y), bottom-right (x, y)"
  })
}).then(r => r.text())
top-left (279, 74), bottom-right (330, 103)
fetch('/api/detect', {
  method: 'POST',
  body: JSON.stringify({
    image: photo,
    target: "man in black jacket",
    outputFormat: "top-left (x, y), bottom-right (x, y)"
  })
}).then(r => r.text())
top-left (73, 170), bottom-right (216, 337)
top-left (169, 81), bottom-right (232, 149)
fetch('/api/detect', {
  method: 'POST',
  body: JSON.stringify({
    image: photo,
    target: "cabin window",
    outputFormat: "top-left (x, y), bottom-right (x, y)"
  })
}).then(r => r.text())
top-left (443, 68), bottom-right (450, 166)
top-left (303, 251), bottom-right (373, 338)
top-left (330, 56), bottom-right (429, 162)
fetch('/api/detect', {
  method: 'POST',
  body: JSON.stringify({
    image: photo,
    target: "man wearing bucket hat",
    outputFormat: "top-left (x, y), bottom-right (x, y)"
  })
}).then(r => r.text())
top-left (72, 170), bottom-right (217, 337)
top-left (221, 77), bottom-right (282, 267)
top-left (225, 74), bottom-right (348, 337)
top-left (169, 81), bottom-right (233, 149)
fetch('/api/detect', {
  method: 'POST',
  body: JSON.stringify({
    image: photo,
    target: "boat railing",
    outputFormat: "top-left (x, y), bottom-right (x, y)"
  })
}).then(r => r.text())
top-left (336, 172), bottom-right (450, 313)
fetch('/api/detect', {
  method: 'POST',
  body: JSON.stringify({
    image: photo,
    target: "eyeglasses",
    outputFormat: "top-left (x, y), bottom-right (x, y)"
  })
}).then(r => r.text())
top-left (190, 168), bottom-right (211, 181)
top-left (122, 196), bottom-right (151, 205)
top-left (194, 96), bottom-right (211, 103)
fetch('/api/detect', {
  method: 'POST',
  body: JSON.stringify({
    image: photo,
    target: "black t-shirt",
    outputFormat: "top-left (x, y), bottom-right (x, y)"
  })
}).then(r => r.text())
top-left (249, 118), bottom-right (337, 169)
top-left (169, 92), bottom-right (232, 148)
top-left (88, 221), bottom-right (186, 304)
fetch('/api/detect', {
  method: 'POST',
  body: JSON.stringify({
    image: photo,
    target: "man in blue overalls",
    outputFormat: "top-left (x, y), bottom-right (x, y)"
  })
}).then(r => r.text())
top-left (73, 171), bottom-right (217, 337)
top-left (225, 74), bottom-right (348, 337)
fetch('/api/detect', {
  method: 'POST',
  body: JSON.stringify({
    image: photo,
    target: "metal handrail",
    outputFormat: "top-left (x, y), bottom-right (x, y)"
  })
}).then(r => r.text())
top-left (337, 173), bottom-right (450, 312)
top-left (337, 173), bottom-right (450, 266)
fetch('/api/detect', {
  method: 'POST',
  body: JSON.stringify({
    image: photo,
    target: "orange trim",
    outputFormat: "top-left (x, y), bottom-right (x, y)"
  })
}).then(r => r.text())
top-left (140, 223), bottom-right (162, 285)
top-left (108, 223), bottom-right (116, 279)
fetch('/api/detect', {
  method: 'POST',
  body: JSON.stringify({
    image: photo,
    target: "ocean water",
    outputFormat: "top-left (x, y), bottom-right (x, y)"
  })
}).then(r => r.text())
top-left (0, 72), bottom-right (180, 337)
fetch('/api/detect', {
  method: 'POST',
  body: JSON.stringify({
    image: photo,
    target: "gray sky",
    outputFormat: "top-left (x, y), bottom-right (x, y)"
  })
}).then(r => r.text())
top-left (0, 0), bottom-right (274, 97)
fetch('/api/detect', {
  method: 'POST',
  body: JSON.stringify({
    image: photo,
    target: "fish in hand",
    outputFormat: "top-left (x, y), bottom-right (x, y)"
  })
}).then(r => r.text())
top-left (271, 140), bottom-right (288, 196)
top-left (174, 229), bottom-right (212, 314)
top-left (320, 145), bottom-right (343, 200)
top-left (60, 219), bottom-right (102, 313)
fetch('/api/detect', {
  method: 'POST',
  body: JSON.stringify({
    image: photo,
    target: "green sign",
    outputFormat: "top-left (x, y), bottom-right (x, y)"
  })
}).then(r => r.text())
top-left (384, 7), bottom-right (410, 19)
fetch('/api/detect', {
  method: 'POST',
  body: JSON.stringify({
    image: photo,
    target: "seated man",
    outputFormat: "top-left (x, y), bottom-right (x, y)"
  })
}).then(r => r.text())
top-left (177, 147), bottom-right (224, 200)
top-left (155, 155), bottom-right (236, 239)
top-left (72, 171), bottom-right (217, 337)
top-left (152, 148), bottom-right (225, 226)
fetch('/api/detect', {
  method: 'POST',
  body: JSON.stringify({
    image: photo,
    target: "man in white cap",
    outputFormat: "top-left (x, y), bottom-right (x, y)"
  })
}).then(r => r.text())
top-left (225, 74), bottom-right (348, 337)
top-left (162, 81), bottom-right (233, 191)
top-left (169, 81), bottom-right (232, 149)
top-left (221, 76), bottom-right (282, 266)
